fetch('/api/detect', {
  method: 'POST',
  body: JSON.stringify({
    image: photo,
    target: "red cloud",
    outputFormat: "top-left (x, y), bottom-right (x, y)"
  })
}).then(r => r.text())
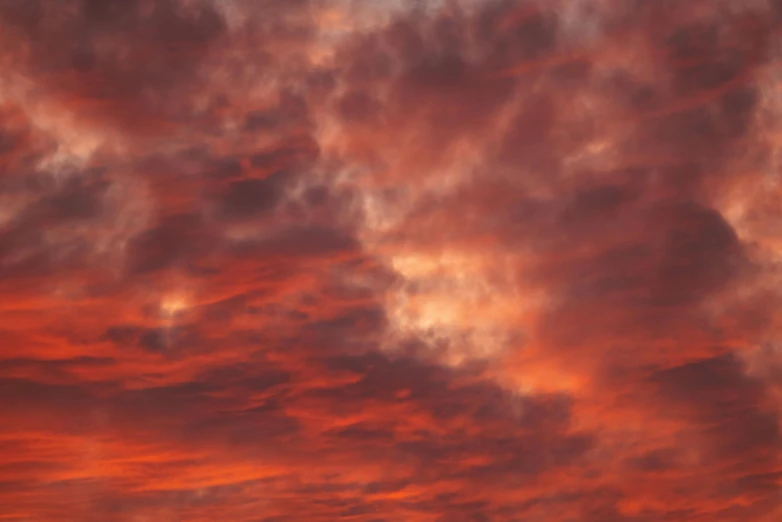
top-left (0, 1), bottom-right (780, 520)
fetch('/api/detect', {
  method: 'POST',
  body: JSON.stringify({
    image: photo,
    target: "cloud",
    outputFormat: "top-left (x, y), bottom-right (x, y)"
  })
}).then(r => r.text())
top-left (0, 0), bottom-right (227, 134)
top-left (0, 0), bottom-right (781, 520)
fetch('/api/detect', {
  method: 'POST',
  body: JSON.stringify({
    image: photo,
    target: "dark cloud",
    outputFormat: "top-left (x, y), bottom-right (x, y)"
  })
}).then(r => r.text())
top-left (0, 0), bottom-right (227, 131)
top-left (216, 170), bottom-right (293, 220)
top-left (128, 212), bottom-right (215, 274)
top-left (650, 355), bottom-right (780, 460)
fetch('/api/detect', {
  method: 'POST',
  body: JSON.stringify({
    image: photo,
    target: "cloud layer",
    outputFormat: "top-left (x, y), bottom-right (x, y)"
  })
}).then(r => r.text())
top-left (1, 0), bottom-right (781, 520)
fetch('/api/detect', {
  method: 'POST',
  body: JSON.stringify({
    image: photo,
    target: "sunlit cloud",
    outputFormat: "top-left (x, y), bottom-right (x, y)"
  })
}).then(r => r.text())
top-left (0, 0), bottom-right (780, 520)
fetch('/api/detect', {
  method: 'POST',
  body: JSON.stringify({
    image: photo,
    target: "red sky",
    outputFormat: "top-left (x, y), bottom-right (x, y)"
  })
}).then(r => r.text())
top-left (1, 0), bottom-right (781, 520)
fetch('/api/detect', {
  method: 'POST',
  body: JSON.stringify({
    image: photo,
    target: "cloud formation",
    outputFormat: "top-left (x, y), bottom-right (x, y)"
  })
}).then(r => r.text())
top-left (1, 0), bottom-right (781, 520)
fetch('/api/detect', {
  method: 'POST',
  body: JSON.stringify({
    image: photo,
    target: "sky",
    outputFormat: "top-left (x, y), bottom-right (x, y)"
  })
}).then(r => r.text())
top-left (0, 0), bottom-right (781, 520)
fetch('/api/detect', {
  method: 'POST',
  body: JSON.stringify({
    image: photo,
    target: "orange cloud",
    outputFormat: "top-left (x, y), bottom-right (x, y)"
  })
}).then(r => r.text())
top-left (0, 0), bottom-right (780, 520)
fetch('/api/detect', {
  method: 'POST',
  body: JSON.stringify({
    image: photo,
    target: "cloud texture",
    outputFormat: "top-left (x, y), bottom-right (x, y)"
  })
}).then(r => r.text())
top-left (1, 0), bottom-right (781, 520)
